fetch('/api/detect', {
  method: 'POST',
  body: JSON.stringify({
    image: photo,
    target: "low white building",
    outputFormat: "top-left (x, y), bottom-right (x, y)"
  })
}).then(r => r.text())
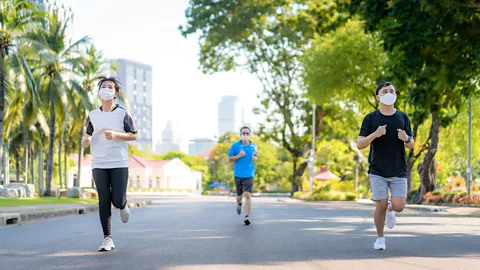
top-left (70, 154), bottom-right (202, 194)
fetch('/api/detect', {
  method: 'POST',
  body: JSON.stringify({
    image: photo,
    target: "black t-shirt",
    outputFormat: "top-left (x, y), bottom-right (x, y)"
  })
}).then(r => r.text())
top-left (359, 110), bottom-right (413, 178)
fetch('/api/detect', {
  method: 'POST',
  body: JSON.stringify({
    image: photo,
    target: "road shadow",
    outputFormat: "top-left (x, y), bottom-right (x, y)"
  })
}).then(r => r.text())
top-left (1, 198), bottom-right (480, 270)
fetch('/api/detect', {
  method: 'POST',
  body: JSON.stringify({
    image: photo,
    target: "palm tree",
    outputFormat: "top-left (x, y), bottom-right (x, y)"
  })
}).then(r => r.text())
top-left (0, 0), bottom-right (42, 184)
top-left (23, 12), bottom-right (90, 196)
top-left (73, 44), bottom-right (106, 186)
top-left (4, 44), bottom-right (49, 185)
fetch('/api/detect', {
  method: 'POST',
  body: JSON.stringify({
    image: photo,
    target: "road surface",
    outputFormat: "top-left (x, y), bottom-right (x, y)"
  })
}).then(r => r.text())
top-left (1, 197), bottom-right (479, 270)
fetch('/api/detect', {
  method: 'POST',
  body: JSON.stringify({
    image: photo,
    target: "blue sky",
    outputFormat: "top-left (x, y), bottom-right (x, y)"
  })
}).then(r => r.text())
top-left (60, 0), bottom-right (262, 150)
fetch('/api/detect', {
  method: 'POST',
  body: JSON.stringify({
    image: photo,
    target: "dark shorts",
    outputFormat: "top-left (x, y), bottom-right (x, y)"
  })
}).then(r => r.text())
top-left (235, 177), bottom-right (254, 196)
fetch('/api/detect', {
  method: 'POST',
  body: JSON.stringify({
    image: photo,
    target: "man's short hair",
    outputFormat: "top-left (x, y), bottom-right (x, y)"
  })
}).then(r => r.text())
top-left (240, 126), bottom-right (251, 133)
top-left (376, 82), bottom-right (395, 95)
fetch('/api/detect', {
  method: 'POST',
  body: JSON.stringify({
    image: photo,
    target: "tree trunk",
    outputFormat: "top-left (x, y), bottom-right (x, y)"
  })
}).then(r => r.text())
top-left (3, 143), bottom-right (8, 185)
top-left (45, 102), bottom-right (56, 196)
top-left (64, 137), bottom-right (67, 188)
top-left (59, 135), bottom-right (62, 189)
top-left (30, 145), bottom-right (35, 186)
top-left (14, 148), bottom-right (20, 184)
top-left (0, 54), bottom-right (6, 186)
top-left (407, 158), bottom-right (415, 192)
top-left (23, 128), bottom-right (28, 184)
top-left (290, 159), bottom-right (300, 195)
top-left (76, 111), bottom-right (85, 187)
top-left (411, 112), bottom-right (441, 204)
top-left (38, 148), bottom-right (44, 195)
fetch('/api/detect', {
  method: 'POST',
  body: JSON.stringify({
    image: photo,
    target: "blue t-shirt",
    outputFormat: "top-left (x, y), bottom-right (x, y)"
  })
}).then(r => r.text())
top-left (228, 140), bottom-right (259, 178)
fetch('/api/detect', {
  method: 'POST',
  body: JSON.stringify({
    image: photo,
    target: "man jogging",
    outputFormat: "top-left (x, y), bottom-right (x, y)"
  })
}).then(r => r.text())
top-left (228, 126), bottom-right (259, 225)
top-left (357, 82), bottom-right (414, 250)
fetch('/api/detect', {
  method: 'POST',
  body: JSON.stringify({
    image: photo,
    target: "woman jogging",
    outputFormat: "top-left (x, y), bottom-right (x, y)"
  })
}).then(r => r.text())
top-left (82, 76), bottom-right (138, 252)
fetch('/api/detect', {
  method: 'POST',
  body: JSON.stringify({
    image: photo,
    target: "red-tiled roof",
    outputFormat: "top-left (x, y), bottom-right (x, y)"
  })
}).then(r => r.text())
top-left (130, 155), bottom-right (171, 169)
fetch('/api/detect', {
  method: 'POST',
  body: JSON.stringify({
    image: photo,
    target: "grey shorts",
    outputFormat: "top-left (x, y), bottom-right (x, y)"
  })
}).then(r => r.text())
top-left (235, 177), bottom-right (254, 196)
top-left (370, 174), bottom-right (407, 201)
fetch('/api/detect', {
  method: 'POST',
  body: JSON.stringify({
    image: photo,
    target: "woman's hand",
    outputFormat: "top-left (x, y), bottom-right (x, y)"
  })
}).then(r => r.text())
top-left (81, 136), bottom-right (91, 148)
top-left (104, 130), bottom-right (117, 140)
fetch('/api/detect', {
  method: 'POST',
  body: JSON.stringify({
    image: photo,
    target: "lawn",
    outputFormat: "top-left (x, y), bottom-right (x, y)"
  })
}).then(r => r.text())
top-left (0, 197), bottom-right (98, 208)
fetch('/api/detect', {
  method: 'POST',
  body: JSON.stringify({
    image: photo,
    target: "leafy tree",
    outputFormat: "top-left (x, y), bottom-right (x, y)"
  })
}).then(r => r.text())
top-left (23, 12), bottom-right (90, 195)
top-left (302, 17), bottom-right (387, 113)
top-left (180, 0), bottom-right (342, 193)
top-left (0, 0), bottom-right (41, 184)
top-left (344, 0), bottom-right (480, 203)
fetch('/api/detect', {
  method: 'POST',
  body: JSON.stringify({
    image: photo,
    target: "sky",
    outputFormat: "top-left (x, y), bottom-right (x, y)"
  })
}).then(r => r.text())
top-left (59, 0), bottom-right (263, 151)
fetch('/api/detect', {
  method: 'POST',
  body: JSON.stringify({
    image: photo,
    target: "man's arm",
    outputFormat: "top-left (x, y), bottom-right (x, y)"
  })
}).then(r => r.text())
top-left (357, 134), bottom-right (377, 150)
top-left (405, 138), bottom-right (415, 149)
top-left (357, 125), bottom-right (385, 149)
top-left (228, 144), bottom-right (244, 162)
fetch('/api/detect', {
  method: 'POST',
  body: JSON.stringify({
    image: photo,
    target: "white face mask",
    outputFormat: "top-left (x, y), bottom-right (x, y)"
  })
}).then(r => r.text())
top-left (241, 135), bottom-right (250, 141)
top-left (380, 93), bottom-right (396, 106)
top-left (99, 88), bottom-right (115, 101)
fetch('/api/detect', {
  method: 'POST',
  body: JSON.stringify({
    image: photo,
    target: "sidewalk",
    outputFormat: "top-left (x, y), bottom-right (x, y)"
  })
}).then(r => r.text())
top-left (0, 198), bottom-right (153, 227)
top-left (277, 198), bottom-right (480, 217)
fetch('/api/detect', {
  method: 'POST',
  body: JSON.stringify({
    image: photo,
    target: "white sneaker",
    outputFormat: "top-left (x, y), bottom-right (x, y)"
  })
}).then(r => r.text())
top-left (373, 237), bottom-right (386, 250)
top-left (236, 204), bottom-right (242, 215)
top-left (385, 210), bottom-right (396, 229)
top-left (120, 205), bottom-right (130, 223)
top-left (244, 216), bottom-right (251, 225)
top-left (98, 237), bottom-right (115, 252)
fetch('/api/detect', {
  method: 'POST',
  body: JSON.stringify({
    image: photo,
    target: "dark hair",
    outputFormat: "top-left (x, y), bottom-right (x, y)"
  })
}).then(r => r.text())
top-left (240, 126), bottom-right (251, 133)
top-left (97, 76), bottom-right (122, 92)
top-left (376, 82), bottom-right (395, 95)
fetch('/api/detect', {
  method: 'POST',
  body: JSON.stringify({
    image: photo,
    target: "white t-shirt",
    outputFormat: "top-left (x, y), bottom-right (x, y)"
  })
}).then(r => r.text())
top-left (86, 105), bottom-right (137, 169)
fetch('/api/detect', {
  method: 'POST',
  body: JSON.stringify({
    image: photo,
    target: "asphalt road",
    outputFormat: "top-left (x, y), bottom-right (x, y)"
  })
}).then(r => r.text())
top-left (1, 197), bottom-right (480, 270)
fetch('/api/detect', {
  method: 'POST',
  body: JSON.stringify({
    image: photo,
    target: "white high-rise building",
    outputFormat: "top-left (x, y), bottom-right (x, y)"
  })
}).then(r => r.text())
top-left (189, 138), bottom-right (218, 158)
top-left (218, 96), bottom-right (243, 136)
top-left (112, 59), bottom-right (153, 150)
top-left (156, 121), bottom-right (181, 154)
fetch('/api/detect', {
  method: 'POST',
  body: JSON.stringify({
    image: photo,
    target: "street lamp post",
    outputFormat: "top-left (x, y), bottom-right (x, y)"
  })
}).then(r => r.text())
top-left (309, 103), bottom-right (316, 193)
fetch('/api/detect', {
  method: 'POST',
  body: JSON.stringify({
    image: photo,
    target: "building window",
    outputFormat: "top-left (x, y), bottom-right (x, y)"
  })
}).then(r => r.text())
top-left (144, 96), bottom-right (146, 104)
top-left (134, 68), bottom-right (137, 80)
top-left (143, 85), bottom-right (146, 92)
top-left (143, 71), bottom-right (146, 81)
top-left (134, 84), bottom-right (137, 91)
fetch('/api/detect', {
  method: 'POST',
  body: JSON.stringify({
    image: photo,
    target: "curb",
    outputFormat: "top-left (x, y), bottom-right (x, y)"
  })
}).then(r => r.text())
top-left (277, 198), bottom-right (448, 213)
top-left (0, 200), bottom-right (153, 228)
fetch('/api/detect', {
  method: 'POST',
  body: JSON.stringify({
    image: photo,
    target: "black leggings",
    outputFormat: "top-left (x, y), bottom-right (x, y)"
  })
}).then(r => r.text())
top-left (93, 168), bottom-right (129, 237)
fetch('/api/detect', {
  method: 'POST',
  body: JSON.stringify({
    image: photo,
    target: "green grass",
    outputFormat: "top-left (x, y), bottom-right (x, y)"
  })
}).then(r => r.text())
top-left (0, 197), bottom-right (98, 207)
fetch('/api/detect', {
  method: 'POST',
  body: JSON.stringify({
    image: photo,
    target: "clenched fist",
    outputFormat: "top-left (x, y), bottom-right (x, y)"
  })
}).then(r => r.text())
top-left (238, 149), bottom-right (245, 158)
top-left (81, 136), bottom-right (91, 148)
top-left (397, 129), bottom-right (408, 142)
top-left (104, 130), bottom-right (117, 140)
top-left (374, 125), bottom-right (387, 138)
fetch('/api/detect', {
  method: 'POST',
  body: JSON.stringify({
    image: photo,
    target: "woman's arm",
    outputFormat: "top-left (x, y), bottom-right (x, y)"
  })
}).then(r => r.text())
top-left (104, 130), bottom-right (137, 141)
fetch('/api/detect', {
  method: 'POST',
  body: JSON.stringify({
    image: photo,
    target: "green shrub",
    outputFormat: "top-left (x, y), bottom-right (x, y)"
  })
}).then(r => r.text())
top-left (293, 191), bottom-right (309, 200)
top-left (345, 193), bottom-right (357, 201)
